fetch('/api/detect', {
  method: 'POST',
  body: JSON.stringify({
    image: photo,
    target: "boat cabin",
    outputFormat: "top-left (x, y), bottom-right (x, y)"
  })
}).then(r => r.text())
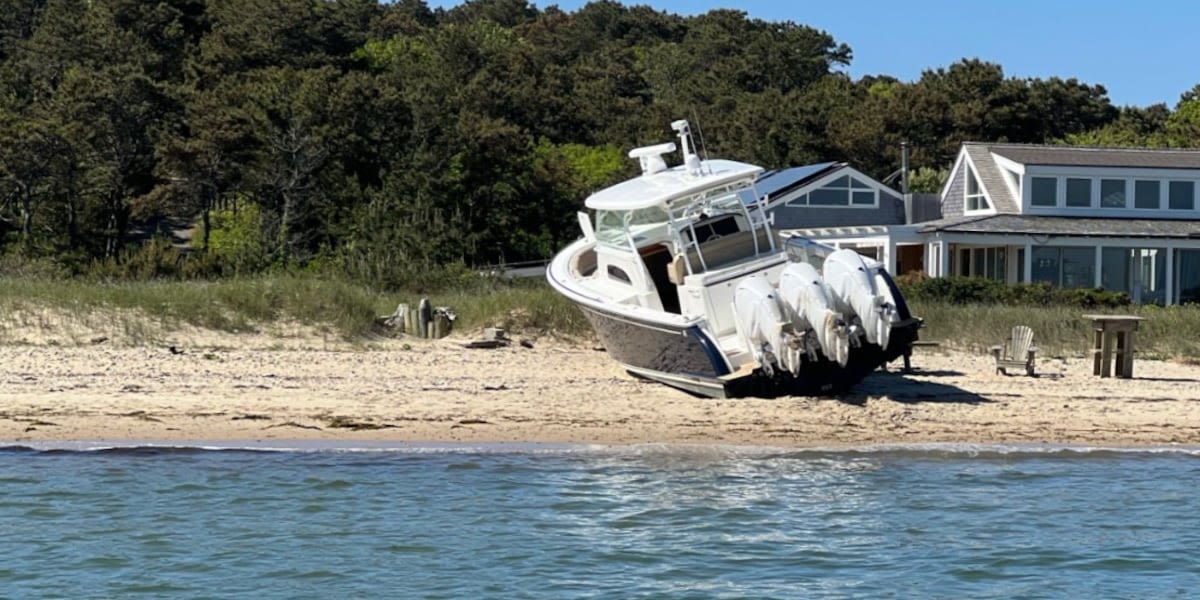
top-left (572, 131), bottom-right (785, 337)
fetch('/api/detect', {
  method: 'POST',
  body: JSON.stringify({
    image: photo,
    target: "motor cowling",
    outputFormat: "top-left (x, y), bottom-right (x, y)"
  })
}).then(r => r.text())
top-left (732, 276), bottom-right (794, 376)
top-left (779, 262), bottom-right (850, 367)
top-left (823, 249), bottom-right (894, 350)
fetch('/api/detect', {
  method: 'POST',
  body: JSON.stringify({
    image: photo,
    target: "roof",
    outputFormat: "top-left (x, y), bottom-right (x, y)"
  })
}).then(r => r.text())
top-left (754, 162), bottom-right (842, 200)
top-left (919, 214), bottom-right (1200, 238)
top-left (980, 143), bottom-right (1200, 170)
top-left (585, 158), bottom-right (762, 211)
top-left (963, 144), bottom-right (1019, 213)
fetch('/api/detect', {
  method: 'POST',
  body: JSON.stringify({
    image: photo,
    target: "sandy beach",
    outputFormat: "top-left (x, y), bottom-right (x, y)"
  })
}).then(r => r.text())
top-left (3, 325), bottom-right (1200, 448)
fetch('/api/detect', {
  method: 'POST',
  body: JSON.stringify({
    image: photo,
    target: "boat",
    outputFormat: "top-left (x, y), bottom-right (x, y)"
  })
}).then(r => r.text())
top-left (546, 120), bottom-right (921, 398)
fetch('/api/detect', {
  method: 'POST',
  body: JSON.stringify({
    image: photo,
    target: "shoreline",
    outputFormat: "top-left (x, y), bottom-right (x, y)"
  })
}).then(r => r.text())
top-left (4, 336), bottom-right (1200, 448)
top-left (8, 439), bottom-right (1200, 455)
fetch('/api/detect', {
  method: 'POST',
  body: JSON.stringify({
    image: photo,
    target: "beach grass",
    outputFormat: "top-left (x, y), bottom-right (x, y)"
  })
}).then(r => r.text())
top-left (0, 276), bottom-right (594, 344)
top-left (909, 300), bottom-right (1200, 360)
top-left (2, 276), bottom-right (1198, 360)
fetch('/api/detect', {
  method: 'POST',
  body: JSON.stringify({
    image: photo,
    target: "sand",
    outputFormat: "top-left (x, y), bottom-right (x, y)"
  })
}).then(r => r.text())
top-left (4, 326), bottom-right (1200, 448)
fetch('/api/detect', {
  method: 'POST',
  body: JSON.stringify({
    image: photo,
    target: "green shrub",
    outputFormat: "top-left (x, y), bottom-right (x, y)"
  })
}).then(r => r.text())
top-left (899, 276), bottom-right (1132, 309)
top-left (205, 204), bottom-right (271, 276)
top-left (87, 237), bottom-right (185, 281)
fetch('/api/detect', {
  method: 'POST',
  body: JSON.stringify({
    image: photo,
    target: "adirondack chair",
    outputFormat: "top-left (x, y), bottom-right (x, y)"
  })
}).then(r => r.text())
top-left (990, 325), bottom-right (1038, 376)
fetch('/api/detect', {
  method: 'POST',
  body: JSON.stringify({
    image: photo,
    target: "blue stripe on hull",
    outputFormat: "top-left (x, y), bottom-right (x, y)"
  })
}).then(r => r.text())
top-left (578, 306), bottom-right (729, 379)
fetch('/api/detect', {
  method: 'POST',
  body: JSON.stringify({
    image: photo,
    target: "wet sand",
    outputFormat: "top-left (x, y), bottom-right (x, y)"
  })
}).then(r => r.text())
top-left (3, 333), bottom-right (1200, 448)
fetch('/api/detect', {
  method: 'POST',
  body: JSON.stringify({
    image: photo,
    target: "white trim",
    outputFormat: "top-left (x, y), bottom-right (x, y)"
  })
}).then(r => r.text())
top-left (941, 148), bottom-right (969, 199)
top-left (779, 166), bottom-right (889, 209)
top-left (991, 153), bottom-right (1026, 175)
top-left (992, 154), bottom-right (1025, 203)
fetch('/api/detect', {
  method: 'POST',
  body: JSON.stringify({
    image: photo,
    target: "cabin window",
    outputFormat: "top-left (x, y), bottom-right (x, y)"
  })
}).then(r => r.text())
top-left (1134, 180), bottom-right (1160, 209)
top-left (1065, 178), bottom-right (1091, 207)
top-left (594, 206), bottom-right (669, 246)
top-left (1100, 179), bottom-right (1126, 208)
top-left (1169, 181), bottom-right (1195, 210)
top-left (606, 265), bottom-right (631, 284)
top-left (1031, 177), bottom-right (1057, 207)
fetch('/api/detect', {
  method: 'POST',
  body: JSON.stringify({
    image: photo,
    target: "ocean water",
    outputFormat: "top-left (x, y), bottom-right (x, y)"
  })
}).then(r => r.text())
top-left (1, 443), bottom-right (1198, 599)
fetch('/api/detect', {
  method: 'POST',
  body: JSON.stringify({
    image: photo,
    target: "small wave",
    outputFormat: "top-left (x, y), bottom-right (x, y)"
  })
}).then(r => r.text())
top-left (4, 440), bottom-right (1200, 459)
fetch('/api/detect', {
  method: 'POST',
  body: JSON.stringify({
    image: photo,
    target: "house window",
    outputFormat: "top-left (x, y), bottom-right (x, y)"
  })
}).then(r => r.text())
top-left (1177, 249), bottom-right (1200, 304)
top-left (958, 247), bottom-right (1005, 281)
top-left (804, 175), bottom-right (877, 207)
top-left (1031, 177), bottom-right (1057, 207)
top-left (1100, 179), bottom-right (1126, 208)
top-left (1102, 247), bottom-right (1166, 304)
top-left (1032, 246), bottom-right (1094, 289)
top-left (1065, 178), bottom-right (1091, 207)
top-left (1169, 181), bottom-right (1195, 210)
top-left (965, 168), bottom-right (990, 212)
top-left (1134, 180), bottom-right (1160, 209)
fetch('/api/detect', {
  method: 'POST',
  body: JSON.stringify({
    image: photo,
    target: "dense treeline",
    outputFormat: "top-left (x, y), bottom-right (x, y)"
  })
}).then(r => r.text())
top-left (1, 0), bottom-right (1198, 288)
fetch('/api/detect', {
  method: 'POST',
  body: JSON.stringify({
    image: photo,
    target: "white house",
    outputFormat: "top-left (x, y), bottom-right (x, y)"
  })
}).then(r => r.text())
top-left (921, 143), bottom-right (1200, 304)
top-left (778, 144), bottom-right (1200, 305)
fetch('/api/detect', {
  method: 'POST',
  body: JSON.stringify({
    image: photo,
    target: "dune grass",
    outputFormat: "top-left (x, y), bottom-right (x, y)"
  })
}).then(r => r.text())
top-left (909, 300), bottom-right (1200, 361)
top-left (2, 275), bottom-right (1199, 361)
top-left (0, 275), bottom-right (594, 344)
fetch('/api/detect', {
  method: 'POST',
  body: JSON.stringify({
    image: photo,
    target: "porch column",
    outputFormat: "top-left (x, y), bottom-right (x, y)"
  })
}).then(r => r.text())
top-left (938, 240), bottom-right (950, 277)
top-left (1094, 245), bottom-right (1103, 288)
top-left (1166, 247), bottom-right (1175, 305)
top-left (1006, 245), bottom-right (1020, 284)
top-left (1023, 243), bottom-right (1033, 282)
top-left (885, 237), bottom-right (898, 275)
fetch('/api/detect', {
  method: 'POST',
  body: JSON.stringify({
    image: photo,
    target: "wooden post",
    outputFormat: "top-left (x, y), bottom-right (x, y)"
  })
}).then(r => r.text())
top-left (395, 303), bottom-right (410, 334)
top-left (1100, 329), bottom-right (1114, 378)
top-left (1123, 330), bottom-right (1137, 377)
top-left (418, 298), bottom-right (431, 339)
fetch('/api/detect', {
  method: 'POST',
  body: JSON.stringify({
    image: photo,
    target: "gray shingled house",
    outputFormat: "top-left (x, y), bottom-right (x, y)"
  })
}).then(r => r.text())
top-left (921, 143), bottom-right (1200, 304)
top-left (762, 162), bottom-right (938, 277)
top-left (768, 145), bottom-right (1200, 305)
top-left (759, 162), bottom-right (935, 276)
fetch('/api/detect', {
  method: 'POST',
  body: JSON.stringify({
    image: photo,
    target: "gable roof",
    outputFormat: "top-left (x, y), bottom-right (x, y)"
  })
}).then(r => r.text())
top-left (963, 144), bottom-right (1020, 213)
top-left (985, 143), bottom-right (1200, 170)
top-left (754, 161), bottom-right (843, 200)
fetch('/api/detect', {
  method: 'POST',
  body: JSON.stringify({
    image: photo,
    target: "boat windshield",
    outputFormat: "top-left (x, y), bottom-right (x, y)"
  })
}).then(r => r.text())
top-left (595, 206), bottom-right (670, 247)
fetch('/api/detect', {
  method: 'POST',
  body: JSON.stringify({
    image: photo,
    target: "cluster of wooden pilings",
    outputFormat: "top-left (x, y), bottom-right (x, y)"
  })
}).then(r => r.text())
top-left (382, 298), bottom-right (456, 339)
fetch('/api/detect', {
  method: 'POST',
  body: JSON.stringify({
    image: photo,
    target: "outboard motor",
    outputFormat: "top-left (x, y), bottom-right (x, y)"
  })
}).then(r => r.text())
top-left (823, 249), bottom-right (895, 350)
top-left (778, 262), bottom-right (850, 367)
top-left (732, 276), bottom-right (797, 376)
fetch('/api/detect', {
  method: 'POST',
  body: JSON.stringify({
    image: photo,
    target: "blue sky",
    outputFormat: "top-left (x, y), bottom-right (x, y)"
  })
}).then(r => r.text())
top-left (426, 0), bottom-right (1198, 108)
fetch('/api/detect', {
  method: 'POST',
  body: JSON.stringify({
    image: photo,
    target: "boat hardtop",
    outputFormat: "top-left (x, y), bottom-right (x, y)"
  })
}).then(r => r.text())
top-left (584, 158), bottom-right (763, 212)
